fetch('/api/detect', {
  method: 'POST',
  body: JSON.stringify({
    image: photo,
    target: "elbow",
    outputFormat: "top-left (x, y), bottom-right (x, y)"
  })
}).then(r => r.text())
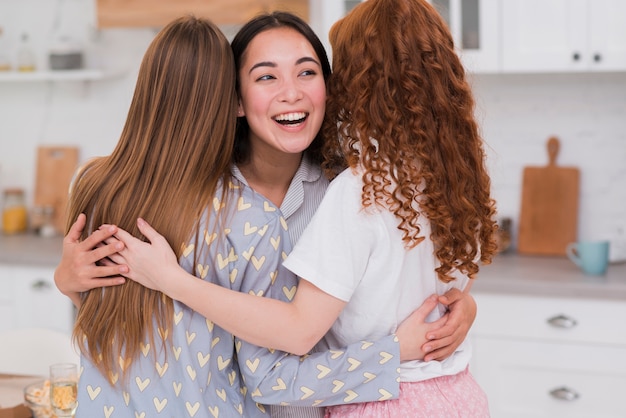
top-left (286, 332), bottom-right (320, 356)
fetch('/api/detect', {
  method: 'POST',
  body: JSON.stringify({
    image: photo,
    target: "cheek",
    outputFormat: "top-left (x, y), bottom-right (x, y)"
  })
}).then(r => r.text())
top-left (311, 83), bottom-right (327, 112)
top-left (241, 89), bottom-right (267, 120)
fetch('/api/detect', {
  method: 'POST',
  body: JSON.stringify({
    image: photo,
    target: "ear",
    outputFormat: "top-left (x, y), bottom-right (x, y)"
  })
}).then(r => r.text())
top-left (237, 100), bottom-right (245, 117)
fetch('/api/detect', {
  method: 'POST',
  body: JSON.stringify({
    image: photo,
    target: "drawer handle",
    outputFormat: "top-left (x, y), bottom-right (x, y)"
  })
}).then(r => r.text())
top-left (549, 386), bottom-right (580, 402)
top-left (547, 314), bottom-right (577, 329)
top-left (31, 280), bottom-right (52, 291)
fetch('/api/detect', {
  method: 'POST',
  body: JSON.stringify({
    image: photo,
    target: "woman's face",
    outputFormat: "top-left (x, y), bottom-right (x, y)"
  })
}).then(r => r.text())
top-left (237, 27), bottom-right (326, 157)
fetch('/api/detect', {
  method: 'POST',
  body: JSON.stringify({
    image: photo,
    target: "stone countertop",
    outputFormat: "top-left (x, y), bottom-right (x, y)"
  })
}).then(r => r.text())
top-left (0, 233), bottom-right (63, 267)
top-left (474, 252), bottom-right (626, 301)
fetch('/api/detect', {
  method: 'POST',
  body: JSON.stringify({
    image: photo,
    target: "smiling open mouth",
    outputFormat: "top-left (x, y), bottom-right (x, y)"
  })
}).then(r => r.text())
top-left (273, 112), bottom-right (308, 125)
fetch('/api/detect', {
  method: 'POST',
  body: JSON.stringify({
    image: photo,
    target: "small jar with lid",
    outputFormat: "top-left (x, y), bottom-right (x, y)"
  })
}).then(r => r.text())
top-left (2, 188), bottom-right (28, 234)
top-left (17, 33), bottom-right (36, 72)
top-left (0, 27), bottom-right (11, 71)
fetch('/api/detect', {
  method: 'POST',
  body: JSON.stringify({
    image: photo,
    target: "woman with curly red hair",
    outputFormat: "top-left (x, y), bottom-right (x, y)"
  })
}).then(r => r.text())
top-left (305, 0), bottom-right (498, 415)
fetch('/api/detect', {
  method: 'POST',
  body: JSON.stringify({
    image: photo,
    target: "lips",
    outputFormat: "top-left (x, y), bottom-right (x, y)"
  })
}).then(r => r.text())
top-left (273, 111), bottom-right (308, 125)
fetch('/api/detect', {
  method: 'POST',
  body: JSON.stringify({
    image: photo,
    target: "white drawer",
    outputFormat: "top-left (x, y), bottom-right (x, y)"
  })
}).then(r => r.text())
top-left (472, 293), bottom-right (626, 345)
top-left (471, 337), bottom-right (626, 418)
top-left (0, 267), bottom-right (15, 302)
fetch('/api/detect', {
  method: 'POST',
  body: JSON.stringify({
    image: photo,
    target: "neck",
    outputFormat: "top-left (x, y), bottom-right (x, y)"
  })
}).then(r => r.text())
top-left (239, 152), bottom-right (303, 208)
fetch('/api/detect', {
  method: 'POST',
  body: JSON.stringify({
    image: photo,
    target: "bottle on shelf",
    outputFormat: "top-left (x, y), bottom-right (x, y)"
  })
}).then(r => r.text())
top-left (496, 217), bottom-right (513, 253)
top-left (0, 27), bottom-right (11, 71)
top-left (17, 32), bottom-right (36, 72)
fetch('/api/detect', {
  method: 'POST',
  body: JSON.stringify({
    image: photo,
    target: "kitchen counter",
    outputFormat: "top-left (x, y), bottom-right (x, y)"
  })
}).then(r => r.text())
top-left (475, 252), bottom-right (626, 301)
top-left (1, 234), bottom-right (625, 300)
top-left (0, 233), bottom-right (63, 266)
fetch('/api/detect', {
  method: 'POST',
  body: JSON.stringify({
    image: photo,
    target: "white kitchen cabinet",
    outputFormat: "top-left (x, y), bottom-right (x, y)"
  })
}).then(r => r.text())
top-left (501, 0), bottom-right (626, 72)
top-left (311, 0), bottom-right (499, 73)
top-left (0, 268), bottom-right (17, 332)
top-left (431, 0), bottom-right (500, 72)
top-left (0, 264), bottom-right (74, 335)
top-left (470, 293), bottom-right (626, 418)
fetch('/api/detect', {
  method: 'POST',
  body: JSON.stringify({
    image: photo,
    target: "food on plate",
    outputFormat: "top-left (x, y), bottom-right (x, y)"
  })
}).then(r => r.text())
top-left (24, 379), bottom-right (55, 418)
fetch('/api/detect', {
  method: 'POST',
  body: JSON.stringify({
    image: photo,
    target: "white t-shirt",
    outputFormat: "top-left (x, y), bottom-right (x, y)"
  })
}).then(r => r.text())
top-left (283, 167), bottom-right (472, 382)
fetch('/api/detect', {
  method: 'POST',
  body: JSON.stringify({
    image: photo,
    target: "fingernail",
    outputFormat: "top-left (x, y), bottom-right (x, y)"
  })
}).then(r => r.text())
top-left (116, 242), bottom-right (124, 250)
top-left (424, 345), bottom-right (431, 352)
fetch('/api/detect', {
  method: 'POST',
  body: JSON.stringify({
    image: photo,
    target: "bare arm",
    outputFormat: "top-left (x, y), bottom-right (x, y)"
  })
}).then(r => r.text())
top-left (54, 213), bottom-right (127, 307)
top-left (109, 219), bottom-right (344, 354)
top-left (112, 218), bottom-right (442, 358)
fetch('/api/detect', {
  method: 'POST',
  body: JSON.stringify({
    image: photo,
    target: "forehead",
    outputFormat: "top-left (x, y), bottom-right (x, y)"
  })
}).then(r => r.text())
top-left (242, 27), bottom-right (319, 67)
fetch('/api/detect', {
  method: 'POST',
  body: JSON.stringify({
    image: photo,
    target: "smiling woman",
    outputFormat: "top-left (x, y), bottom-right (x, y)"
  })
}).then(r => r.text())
top-left (233, 25), bottom-right (328, 208)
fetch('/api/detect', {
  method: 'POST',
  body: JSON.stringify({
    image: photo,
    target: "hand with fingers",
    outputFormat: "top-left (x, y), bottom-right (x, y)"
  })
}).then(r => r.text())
top-left (54, 213), bottom-right (128, 307)
top-left (395, 294), bottom-right (444, 361)
top-left (422, 287), bottom-right (477, 361)
top-left (108, 217), bottom-right (182, 297)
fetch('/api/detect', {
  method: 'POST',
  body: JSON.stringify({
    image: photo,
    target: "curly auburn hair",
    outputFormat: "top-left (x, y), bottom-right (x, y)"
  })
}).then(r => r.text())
top-left (322, 0), bottom-right (498, 282)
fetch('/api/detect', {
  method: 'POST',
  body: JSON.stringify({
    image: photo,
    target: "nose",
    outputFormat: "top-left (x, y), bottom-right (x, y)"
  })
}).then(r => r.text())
top-left (278, 79), bottom-right (303, 103)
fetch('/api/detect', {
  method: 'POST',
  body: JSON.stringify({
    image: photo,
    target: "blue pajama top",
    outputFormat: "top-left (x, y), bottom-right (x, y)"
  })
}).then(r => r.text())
top-left (76, 166), bottom-right (401, 418)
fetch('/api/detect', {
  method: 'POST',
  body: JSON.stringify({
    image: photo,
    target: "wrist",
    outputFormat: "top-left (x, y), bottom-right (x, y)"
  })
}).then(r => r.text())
top-left (162, 264), bottom-right (191, 301)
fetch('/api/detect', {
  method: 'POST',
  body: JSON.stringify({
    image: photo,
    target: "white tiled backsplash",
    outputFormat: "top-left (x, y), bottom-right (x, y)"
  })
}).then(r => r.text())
top-left (1, 0), bottom-right (625, 258)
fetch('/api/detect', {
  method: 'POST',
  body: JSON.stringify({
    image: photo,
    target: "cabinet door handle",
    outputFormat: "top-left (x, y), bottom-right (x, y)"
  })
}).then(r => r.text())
top-left (572, 52), bottom-right (581, 61)
top-left (549, 386), bottom-right (580, 402)
top-left (593, 53), bottom-right (602, 62)
top-left (31, 279), bottom-right (52, 291)
top-left (547, 314), bottom-right (577, 328)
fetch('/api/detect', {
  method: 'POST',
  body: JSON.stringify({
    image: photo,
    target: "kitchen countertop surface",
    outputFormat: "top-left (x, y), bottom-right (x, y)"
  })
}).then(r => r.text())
top-left (475, 252), bottom-right (626, 300)
top-left (0, 233), bottom-right (63, 267)
top-left (1, 234), bottom-right (625, 300)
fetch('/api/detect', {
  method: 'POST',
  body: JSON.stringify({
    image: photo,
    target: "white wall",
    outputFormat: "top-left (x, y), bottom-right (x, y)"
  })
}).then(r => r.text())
top-left (1, 0), bottom-right (625, 253)
top-left (472, 72), bottom-right (626, 249)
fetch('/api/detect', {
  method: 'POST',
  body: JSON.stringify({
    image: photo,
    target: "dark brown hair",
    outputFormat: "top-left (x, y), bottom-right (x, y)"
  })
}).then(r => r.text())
top-left (323, 0), bottom-right (497, 282)
top-left (230, 11), bottom-right (331, 166)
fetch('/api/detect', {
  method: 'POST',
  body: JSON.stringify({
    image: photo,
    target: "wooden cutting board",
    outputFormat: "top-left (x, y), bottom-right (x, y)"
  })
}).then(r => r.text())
top-left (517, 137), bottom-right (579, 256)
top-left (33, 146), bottom-right (79, 234)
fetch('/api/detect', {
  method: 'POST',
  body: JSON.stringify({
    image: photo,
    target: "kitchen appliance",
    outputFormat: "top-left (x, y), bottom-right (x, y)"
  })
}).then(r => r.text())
top-left (48, 39), bottom-right (83, 70)
top-left (517, 136), bottom-right (579, 256)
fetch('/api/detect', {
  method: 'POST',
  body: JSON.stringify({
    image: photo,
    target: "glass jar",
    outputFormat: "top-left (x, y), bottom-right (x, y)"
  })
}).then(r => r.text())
top-left (496, 217), bottom-right (512, 253)
top-left (0, 27), bottom-right (11, 71)
top-left (17, 33), bottom-right (36, 72)
top-left (3, 188), bottom-right (28, 234)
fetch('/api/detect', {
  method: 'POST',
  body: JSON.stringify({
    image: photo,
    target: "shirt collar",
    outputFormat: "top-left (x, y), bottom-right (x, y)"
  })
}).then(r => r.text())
top-left (231, 153), bottom-right (321, 187)
top-left (231, 153), bottom-right (322, 218)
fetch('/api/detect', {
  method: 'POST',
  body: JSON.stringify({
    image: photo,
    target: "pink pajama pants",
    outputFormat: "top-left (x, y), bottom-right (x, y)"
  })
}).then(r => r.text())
top-left (324, 368), bottom-right (490, 418)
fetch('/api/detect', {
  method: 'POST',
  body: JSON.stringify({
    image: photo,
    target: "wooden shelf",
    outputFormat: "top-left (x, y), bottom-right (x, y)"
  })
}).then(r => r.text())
top-left (96, 0), bottom-right (308, 28)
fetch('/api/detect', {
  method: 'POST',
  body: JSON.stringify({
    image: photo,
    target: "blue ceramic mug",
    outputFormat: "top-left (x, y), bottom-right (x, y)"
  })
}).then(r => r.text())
top-left (566, 240), bottom-right (610, 276)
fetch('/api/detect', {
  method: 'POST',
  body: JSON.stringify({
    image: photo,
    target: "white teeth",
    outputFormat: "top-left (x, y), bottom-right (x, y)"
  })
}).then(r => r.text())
top-left (274, 112), bottom-right (307, 122)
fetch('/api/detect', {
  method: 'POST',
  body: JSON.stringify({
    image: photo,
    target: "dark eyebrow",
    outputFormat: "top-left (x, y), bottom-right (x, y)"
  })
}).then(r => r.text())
top-left (296, 57), bottom-right (321, 67)
top-left (249, 61), bottom-right (276, 74)
top-left (248, 56), bottom-right (320, 74)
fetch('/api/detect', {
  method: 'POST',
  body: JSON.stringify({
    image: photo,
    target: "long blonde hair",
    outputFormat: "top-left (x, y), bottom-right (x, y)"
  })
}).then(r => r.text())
top-left (323, 0), bottom-right (498, 282)
top-left (67, 16), bottom-right (237, 384)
